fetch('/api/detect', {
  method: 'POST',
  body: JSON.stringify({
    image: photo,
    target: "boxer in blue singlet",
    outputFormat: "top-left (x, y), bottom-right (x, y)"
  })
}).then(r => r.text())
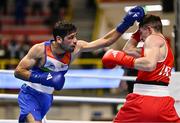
top-left (14, 6), bottom-right (144, 123)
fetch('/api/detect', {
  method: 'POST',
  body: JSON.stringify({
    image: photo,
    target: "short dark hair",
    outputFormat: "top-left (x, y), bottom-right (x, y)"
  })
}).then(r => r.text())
top-left (53, 20), bottom-right (77, 40)
top-left (139, 14), bottom-right (162, 33)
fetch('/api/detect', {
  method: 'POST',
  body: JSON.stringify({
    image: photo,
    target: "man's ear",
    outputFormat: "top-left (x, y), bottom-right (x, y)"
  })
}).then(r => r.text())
top-left (147, 26), bottom-right (153, 34)
top-left (56, 36), bottom-right (63, 43)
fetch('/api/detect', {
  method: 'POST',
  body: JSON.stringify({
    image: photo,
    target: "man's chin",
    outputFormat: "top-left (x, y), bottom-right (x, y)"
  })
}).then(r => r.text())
top-left (67, 48), bottom-right (75, 52)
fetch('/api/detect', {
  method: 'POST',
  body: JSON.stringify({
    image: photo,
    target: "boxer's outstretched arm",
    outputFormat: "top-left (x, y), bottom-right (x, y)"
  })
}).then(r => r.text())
top-left (78, 6), bottom-right (145, 52)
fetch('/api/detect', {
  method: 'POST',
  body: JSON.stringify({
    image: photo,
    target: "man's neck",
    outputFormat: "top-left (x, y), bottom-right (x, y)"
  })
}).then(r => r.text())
top-left (51, 41), bottom-right (65, 56)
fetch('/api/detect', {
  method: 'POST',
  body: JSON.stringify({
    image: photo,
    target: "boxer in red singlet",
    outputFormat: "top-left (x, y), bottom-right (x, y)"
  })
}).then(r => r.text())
top-left (102, 14), bottom-right (180, 122)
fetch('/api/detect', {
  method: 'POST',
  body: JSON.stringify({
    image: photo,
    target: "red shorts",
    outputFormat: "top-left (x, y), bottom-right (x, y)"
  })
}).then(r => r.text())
top-left (114, 93), bottom-right (180, 122)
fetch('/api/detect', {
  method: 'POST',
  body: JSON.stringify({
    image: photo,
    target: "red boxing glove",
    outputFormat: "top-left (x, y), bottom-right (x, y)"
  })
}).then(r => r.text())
top-left (102, 49), bottom-right (135, 69)
top-left (131, 29), bottom-right (140, 42)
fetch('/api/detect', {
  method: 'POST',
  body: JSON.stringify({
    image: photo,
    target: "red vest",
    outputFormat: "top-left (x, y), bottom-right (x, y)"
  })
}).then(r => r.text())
top-left (137, 40), bottom-right (174, 84)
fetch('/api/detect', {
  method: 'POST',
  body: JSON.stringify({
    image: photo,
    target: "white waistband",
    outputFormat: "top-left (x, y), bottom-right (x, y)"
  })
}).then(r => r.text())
top-left (25, 82), bottom-right (54, 94)
top-left (133, 83), bottom-right (170, 97)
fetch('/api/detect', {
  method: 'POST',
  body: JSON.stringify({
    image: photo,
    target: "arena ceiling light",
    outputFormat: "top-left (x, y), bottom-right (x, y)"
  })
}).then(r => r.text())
top-left (144, 5), bottom-right (162, 12)
top-left (161, 19), bottom-right (170, 26)
top-left (124, 5), bottom-right (162, 12)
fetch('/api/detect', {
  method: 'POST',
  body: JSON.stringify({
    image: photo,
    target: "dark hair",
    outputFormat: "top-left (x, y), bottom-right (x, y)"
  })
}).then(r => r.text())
top-left (53, 20), bottom-right (77, 40)
top-left (139, 14), bottom-right (162, 33)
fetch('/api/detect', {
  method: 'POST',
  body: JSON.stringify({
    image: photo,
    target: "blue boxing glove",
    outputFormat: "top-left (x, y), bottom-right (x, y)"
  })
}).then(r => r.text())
top-left (130, 6), bottom-right (145, 22)
top-left (29, 70), bottom-right (66, 90)
top-left (116, 6), bottom-right (145, 33)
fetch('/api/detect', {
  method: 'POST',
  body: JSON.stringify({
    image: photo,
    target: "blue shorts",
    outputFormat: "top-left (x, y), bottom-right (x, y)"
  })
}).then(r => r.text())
top-left (18, 84), bottom-right (53, 122)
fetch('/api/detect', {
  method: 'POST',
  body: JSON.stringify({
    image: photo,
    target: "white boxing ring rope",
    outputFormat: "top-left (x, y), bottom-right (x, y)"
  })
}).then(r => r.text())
top-left (67, 74), bottom-right (136, 81)
top-left (0, 94), bottom-right (126, 103)
top-left (0, 70), bottom-right (137, 81)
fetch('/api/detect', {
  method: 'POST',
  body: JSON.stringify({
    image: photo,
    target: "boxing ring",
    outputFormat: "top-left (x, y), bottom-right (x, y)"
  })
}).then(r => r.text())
top-left (0, 69), bottom-right (180, 123)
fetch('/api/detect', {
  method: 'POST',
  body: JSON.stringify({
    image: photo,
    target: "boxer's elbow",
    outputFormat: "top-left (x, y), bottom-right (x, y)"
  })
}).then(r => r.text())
top-left (14, 67), bottom-right (28, 80)
top-left (14, 68), bottom-right (21, 79)
top-left (135, 59), bottom-right (156, 71)
top-left (144, 62), bottom-right (156, 71)
top-left (145, 64), bottom-right (156, 72)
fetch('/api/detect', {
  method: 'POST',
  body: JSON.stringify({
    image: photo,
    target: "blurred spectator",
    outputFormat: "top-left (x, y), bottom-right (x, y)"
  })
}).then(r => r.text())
top-left (31, 0), bottom-right (43, 16)
top-left (7, 36), bottom-right (20, 59)
top-left (120, 68), bottom-right (138, 93)
top-left (0, 19), bottom-right (2, 31)
top-left (0, 0), bottom-right (8, 15)
top-left (18, 35), bottom-right (31, 59)
top-left (93, 48), bottom-right (106, 57)
top-left (14, 0), bottom-right (28, 25)
top-left (93, 48), bottom-right (108, 67)
top-left (80, 52), bottom-right (96, 69)
top-left (86, 0), bottom-right (97, 10)
top-left (45, 0), bottom-right (69, 26)
top-left (0, 36), bottom-right (9, 58)
top-left (58, 0), bottom-right (69, 20)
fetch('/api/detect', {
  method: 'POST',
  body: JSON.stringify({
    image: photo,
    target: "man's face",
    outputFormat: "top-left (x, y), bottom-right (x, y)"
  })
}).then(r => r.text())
top-left (59, 32), bottom-right (77, 52)
top-left (139, 26), bottom-right (151, 42)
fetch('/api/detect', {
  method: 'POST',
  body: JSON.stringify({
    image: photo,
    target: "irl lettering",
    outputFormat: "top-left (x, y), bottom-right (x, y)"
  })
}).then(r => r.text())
top-left (159, 65), bottom-right (172, 77)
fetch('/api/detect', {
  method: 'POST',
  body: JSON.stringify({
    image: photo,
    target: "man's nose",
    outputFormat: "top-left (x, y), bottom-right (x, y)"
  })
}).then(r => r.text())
top-left (73, 39), bottom-right (77, 44)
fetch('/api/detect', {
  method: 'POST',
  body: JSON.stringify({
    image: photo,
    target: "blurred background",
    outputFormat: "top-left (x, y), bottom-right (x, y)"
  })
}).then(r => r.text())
top-left (0, 0), bottom-right (178, 121)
